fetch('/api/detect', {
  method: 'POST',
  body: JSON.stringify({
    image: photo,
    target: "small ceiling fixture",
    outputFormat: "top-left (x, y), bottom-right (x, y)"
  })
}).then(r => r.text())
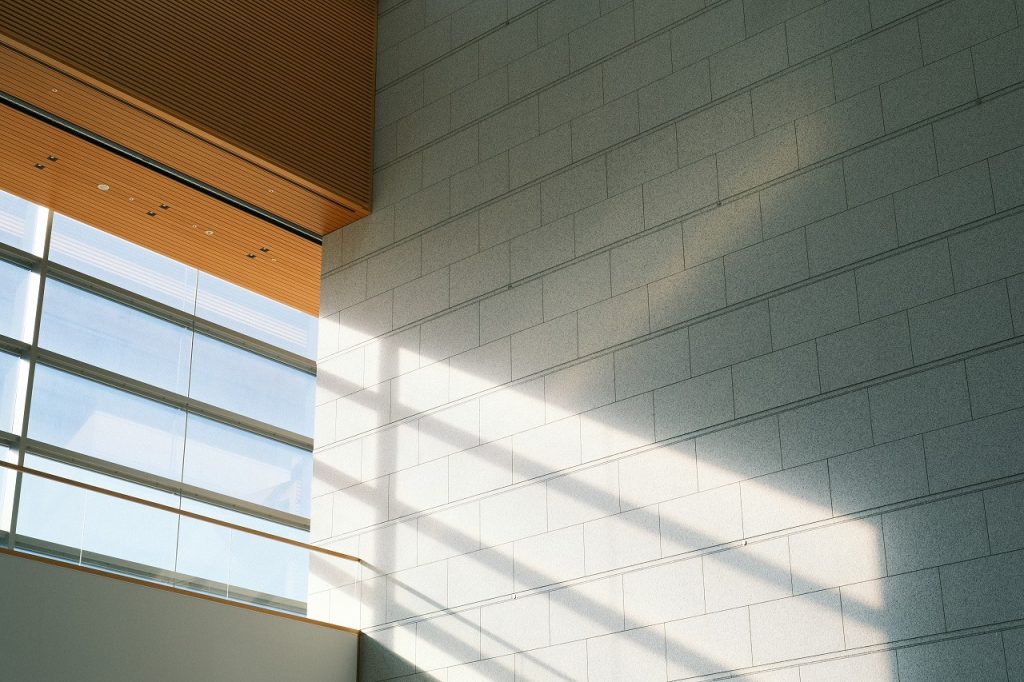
top-left (146, 210), bottom-right (157, 217)
top-left (159, 204), bottom-right (170, 210)
top-left (47, 155), bottom-right (59, 162)
top-left (97, 183), bottom-right (110, 191)
top-left (246, 252), bottom-right (257, 259)
top-left (259, 246), bottom-right (270, 253)
top-left (34, 163), bottom-right (45, 170)
top-left (204, 229), bottom-right (214, 236)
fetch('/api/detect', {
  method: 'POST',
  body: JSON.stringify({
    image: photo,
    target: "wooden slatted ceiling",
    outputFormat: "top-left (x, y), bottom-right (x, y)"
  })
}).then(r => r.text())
top-left (0, 0), bottom-right (376, 235)
top-left (0, 102), bottom-right (321, 315)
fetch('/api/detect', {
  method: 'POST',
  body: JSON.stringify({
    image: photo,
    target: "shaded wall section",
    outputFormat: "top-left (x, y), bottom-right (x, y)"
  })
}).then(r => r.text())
top-left (0, 552), bottom-right (357, 682)
top-left (315, 0), bottom-right (1024, 679)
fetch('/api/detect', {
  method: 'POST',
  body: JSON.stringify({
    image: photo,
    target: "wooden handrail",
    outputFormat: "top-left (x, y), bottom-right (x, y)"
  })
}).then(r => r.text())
top-left (0, 460), bottom-right (358, 563)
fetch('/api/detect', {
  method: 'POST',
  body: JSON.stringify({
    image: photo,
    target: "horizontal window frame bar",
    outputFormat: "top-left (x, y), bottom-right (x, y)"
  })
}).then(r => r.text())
top-left (1, 460), bottom-right (358, 563)
top-left (0, 335), bottom-right (30, 356)
top-left (35, 347), bottom-right (313, 450)
top-left (24, 438), bottom-right (309, 530)
top-left (46, 262), bottom-right (315, 373)
top-left (0, 240), bottom-right (40, 269)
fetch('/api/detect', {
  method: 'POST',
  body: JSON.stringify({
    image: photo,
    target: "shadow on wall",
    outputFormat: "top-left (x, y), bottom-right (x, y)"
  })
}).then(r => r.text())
top-left (307, 307), bottom-right (966, 682)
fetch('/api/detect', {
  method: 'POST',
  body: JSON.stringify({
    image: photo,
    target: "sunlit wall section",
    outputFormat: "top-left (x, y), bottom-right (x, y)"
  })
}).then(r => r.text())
top-left (0, 189), bottom-right (319, 614)
top-left (315, 0), bottom-right (1024, 679)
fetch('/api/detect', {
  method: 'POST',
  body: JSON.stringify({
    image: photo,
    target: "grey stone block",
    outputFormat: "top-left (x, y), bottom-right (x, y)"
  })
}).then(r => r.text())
top-left (690, 302), bottom-right (772, 375)
top-left (642, 156), bottom-right (719, 228)
top-left (682, 194), bottom-right (762, 267)
top-left (622, 558), bottom-right (704, 628)
top-left (660, 484), bottom-right (744, 555)
top-left (733, 341), bottom-right (821, 416)
top-left (972, 25), bottom-right (1024, 96)
top-left (545, 354), bottom-right (616, 421)
top-left (635, 0), bottom-right (703, 38)
top-left (753, 57), bottom-right (835, 135)
top-left (423, 127), bottom-right (479, 188)
top-left (451, 69), bottom-right (508, 129)
top-left (578, 287), bottom-right (651, 355)
top-left (696, 415), bottom-right (782, 489)
top-left (479, 482), bottom-right (547, 547)
top-left (539, 0), bottom-right (600, 45)
top-left (539, 67), bottom-right (604, 132)
top-left (779, 389), bottom-right (873, 467)
top-left (989, 145), bottom-right (1024, 212)
top-left (510, 313), bottom-right (578, 378)
top-left (618, 439), bottom-right (698, 510)
top-left (603, 33), bottom-right (673, 102)
top-left (606, 128), bottom-right (679, 196)
top-left (718, 123), bottom-right (799, 197)
top-left (749, 590), bottom-right (845, 664)
top-left (816, 313), bottom-right (914, 391)
top-left (479, 377), bottom-right (546, 442)
top-left (704, 537), bottom-right (792, 611)
top-left (740, 460), bottom-right (833, 535)
top-left (509, 37), bottom-right (570, 100)
top-left (568, 4), bottom-right (634, 70)
top-left (584, 507), bottom-right (662, 573)
top-left (670, 0), bottom-right (746, 69)
top-left (789, 516), bottom-right (886, 593)
top-left (869, 362), bottom-right (971, 442)
top-left (451, 153), bottom-right (510, 215)
top-left (575, 186), bottom-right (646, 255)
top-left (882, 493), bottom-right (989, 573)
top-left (801, 651), bottom-right (898, 682)
top-left (397, 97), bottom-right (452, 156)
top-left (580, 393), bottom-right (656, 462)
top-left (549, 575), bottom-right (625, 643)
top-left (480, 279), bottom-right (543, 343)
top-left (637, 60), bottom-right (712, 131)
top-left (676, 93), bottom-right (754, 167)
top-left (450, 242), bottom-right (510, 306)
top-left (829, 436), bottom-right (929, 514)
top-left (844, 126), bottom-right (937, 207)
top-left (423, 45), bottom-right (479, 100)
top-left (923, 408), bottom-right (1024, 492)
top-left (653, 367), bottom-right (735, 439)
top-left (710, 24), bottom-right (789, 98)
top-left (966, 343), bottom-right (1024, 418)
top-left (725, 228), bottom-right (810, 303)
top-left (797, 88), bottom-right (884, 166)
top-left (422, 214), bottom-right (479, 274)
top-left (917, 0), bottom-right (1017, 64)
top-left (571, 94), bottom-right (640, 161)
top-left (648, 258), bottom-right (727, 330)
top-left (841, 569), bottom-right (945, 647)
top-left (480, 593), bottom-right (550, 658)
top-left (509, 124), bottom-right (572, 188)
top-left (856, 240), bottom-right (953, 322)
top-left (986, 481), bottom-right (1024, 553)
top-left (513, 416), bottom-right (583, 482)
top-left (479, 186), bottom-right (541, 250)
top-left (909, 281), bottom-right (1013, 363)
top-left (614, 327), bottom-right (691, 399)
top-left (881, 50), bottom-right (977, 132)
top-left (587, 626), bottom-right (667, 682)
top-left (786, 0), bottom-right (872, 65)
top-left (770, 272), bottom-right (860, 348)
top-left (760, 162), bottom-right (847, 239)
top-left (894, 161), bottom-right (994, 244)
top-left (832, 20), bottom-right (922, 101)
top-left (480, 13), bottom-right (537, 75)
top-left (481, 98), bottom-right (539, 162)
top-left (933, 87), bottom-right (1024, 173)
top-left (510, 217), bottom-right (574, 281)
top-left (948, 212), bottom-right (1024, 291)
top-left (897, 632), bottom-right (1008, 682)
top-left (542, 253), bottom-right (611, 320)
top-left (541, 157), bottom-right (608, 224)
top-left (666, 607), bottom-right (752, 679)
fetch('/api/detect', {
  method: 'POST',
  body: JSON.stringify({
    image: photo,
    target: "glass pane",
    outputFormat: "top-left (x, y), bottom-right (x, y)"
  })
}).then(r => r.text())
top-left (183, 415), bottom-right (311, 516)
top-left (196, 272), bottom-right (317, 359)
top-left (0, 259), bottom-right (38, 342)
top-left (0, 447), bottom-right (13, 535)
top-left (0, 352), bottom-right (26, 433)
top-left (39, 279), bottom-right (193, 395)
top-left (28, 365), bottom-right (186, 480)
top-left (49, 213), bottom-right (198, 312)
top-left (177, 498), bottom-right (309, 612)
top-left (0, 189), bottom-right (46, 255)
top-left (17, 456), bottom-right (179, 577)
top-left (189, 334), bottom-right (315, 436)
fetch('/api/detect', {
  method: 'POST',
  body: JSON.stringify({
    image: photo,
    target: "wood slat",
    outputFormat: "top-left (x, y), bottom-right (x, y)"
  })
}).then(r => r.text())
top-left (0, 0), bottom-right (376, 236)
top-left (0, 102), bottom-right (321, 314)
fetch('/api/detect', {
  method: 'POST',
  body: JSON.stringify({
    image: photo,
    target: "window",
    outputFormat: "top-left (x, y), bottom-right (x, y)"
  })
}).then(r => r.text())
top-left (0, 193), bottom-right (321, 614)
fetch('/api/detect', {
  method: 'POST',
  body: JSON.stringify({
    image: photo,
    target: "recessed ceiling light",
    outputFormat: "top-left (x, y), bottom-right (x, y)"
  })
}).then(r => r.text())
top-left (147, 210), bottom-right (157, 217)
top-left (246, 253), bottom-right (257, 259)
top-left (50, 88), bottom-right (58, 93)
top-left (128, 197), bottom-right (134, 202)
top-left (204, 229), bottom-right (214, 236)
top-left (159, 204), bottom-right (169, 210)
top-left (259, 246), bottom-right (270, 253)
top-left (34, 163), bottom-right (45, 170)
top-left (97, 183), bottom-right (110, 191)
top-left (47, 155), bottom-right (59, 162)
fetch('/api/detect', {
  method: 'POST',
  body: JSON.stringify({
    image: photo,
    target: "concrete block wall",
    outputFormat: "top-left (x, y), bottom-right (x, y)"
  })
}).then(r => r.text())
top-left (314, 0), bottom-right (1024, 679)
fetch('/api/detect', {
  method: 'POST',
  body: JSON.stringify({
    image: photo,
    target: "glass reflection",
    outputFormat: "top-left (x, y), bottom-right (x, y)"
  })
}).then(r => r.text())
top-left (39, 279), bottom-right (193, 395)
top-left (0, 352), bottom-right (24, 434)
top-left (183, 415), bottom-right (311, 516)
top-left (0, 259), bottom-right (38, 342)
top-left (0, 189), bottom-right (46, 255)
top-left (28, 365), bottom-right (186, 480)
top-left (197, 272), bottom-right (317, 359)
top-left (189, 334), bottom-right (315, 437)
top-left (49, 214), bottom-right (198, 312)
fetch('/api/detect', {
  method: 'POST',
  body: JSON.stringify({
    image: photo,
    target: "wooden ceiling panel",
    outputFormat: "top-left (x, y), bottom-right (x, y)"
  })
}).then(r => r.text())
top-left (0, 103), bottom-right (321, 315)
